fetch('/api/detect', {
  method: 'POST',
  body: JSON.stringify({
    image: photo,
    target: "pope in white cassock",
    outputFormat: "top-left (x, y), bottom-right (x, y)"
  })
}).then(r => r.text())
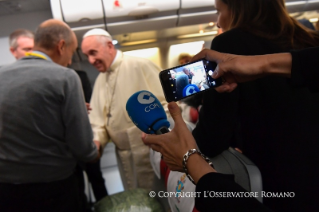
top-left (81, 29), bottom-right (168, 190)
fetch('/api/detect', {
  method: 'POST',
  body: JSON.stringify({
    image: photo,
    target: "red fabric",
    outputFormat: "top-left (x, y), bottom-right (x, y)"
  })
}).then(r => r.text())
top-left (193, 207), bottom-right (200, 212)
top-left (160, 159), bottom-right (167, 179)
top-left (189, 107), bottom-right (199, 123)
top-left (160, 159), bottom-right (170, 188)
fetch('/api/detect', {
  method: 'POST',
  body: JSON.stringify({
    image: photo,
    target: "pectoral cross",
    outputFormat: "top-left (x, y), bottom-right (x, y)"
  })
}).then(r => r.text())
top-left (106, 112), bottom-right (112, 126)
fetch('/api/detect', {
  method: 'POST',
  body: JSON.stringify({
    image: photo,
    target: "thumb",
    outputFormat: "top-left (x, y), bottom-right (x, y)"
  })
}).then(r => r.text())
top-left (212, 64), bottom-right (223, 79)
top-left (168, 102), bottom-right (185, 126)
top-left (141, 132), bottom-right (160, 146)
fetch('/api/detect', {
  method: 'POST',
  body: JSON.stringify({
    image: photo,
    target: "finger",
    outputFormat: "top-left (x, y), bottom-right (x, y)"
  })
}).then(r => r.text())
top-left (214, 83), bottom-right (237, 93)
top-left (212, 64), bottom-right (225, 80)
top-left (215, 85), bottom-right (230, 93)
top-left (167, 102), bottom-right (187, 126)
top-left (141, 132), bottom-right (146, 140)
top-left (142, 133), bottom-right (163, 146)
top-left (85, 103), bottom-right (92, 110)
top-left (191, 49), bottom-right (209, 62)
top-left (191, 49), bottom-right (224, 63)
top-left (227, 83), bottom-right (238, 92)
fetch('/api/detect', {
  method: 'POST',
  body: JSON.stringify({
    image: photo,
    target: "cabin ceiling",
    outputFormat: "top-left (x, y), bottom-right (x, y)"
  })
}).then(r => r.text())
top-left (0, 0), bottom-right (318, 48)
top-left (0, 0), bottom-right (51, 16)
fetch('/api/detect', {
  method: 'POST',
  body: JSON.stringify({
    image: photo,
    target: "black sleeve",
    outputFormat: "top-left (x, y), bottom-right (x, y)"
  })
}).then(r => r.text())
top-left (195, 173), bottom-right (272, 212)
top-left (193, 32), bottom-right (243, 157)
top-left (290, 47), bottom-right (319, 92)
top-left (74, 70), bottom-right (92, 102)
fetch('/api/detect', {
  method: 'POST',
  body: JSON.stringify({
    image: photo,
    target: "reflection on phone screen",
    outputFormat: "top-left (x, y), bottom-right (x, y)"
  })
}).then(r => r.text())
top-left (168, 60), bottom-right (212, 100)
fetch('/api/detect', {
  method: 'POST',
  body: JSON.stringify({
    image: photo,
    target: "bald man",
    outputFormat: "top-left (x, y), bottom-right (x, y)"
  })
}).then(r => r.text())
top-left (81, 29), bottom-right (168, 190)
top-left (0, 19), bottom-right (99, 212)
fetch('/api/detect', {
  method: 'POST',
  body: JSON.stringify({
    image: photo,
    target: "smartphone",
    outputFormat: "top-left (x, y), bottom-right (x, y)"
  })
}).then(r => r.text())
top-left (159, 59), bottom-right (222, 102)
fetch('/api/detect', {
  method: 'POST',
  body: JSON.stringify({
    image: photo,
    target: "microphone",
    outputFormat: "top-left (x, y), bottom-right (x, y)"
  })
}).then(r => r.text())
top-left (126, 90), bottom-right (170, 135)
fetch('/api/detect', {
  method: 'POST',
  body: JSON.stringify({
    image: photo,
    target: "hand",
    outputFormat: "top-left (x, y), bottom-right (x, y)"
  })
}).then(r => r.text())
top-left (88, 140), bottom-right (102, 163)
top-left (192, 49), bottom-right (267, 93)
top-left (93, 140), bottom-right (102, 158)
top-left (86, 103), bottom-right (92, 114)
top-left (142, 102), bottom-right (197, 172)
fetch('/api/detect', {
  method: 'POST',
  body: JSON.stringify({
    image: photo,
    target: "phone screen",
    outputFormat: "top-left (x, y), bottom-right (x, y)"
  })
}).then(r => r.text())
top-left (159, 59), bottom-right (222, 102)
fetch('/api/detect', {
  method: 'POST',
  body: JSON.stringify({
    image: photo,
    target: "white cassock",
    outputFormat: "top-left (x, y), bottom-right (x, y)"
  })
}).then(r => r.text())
top-left (89, 50), bottom-right (168, 190)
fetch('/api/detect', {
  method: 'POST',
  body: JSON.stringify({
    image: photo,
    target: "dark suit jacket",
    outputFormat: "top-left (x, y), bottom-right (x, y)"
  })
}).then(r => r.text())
top-left (74, 70), bottom-right (92, 103)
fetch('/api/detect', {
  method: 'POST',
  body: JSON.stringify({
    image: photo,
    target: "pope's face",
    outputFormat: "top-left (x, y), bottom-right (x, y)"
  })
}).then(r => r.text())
top-left (81, 36), bottom-right (114, 72)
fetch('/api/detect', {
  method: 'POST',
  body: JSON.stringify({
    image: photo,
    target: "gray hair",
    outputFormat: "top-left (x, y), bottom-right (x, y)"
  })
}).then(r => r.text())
top-left (9, 29), bottom-right (34, 49)
top-left (34, 23), bottom-right (73, 50)
top-left (95, 35), bottom-right (113, 46)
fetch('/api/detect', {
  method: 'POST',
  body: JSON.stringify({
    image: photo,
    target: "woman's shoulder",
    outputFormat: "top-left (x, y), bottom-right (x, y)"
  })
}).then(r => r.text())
top-left (217, 28), bottom-right (249, 37)
top-left (211, 29), bottom-right (256, 54)
top-left (213, 28), bottom-right (256, 42)
top-left (211, 28), bottom-right (279, 55)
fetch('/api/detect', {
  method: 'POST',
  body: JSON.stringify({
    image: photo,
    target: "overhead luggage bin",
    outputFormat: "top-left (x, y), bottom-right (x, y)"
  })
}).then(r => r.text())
top-left (103, 0), bottom-right (179, 17)
top-left (103, 0), bottom-right (180, 35)
top-left (60, 0), bottom-right (104, 28)
top-left (305, 0), bottom-right (319, 11)
top-left (50, 0), bottom-right (319, 37)
top-left (181, 0), bottom-right (215, 8)
top-left (50, 0), bottom-right (105, 32)
top-left (106, 16), bottom-right (178, 35)
top-left (50, 0), bottom-right (63, 21)
top-left (285, 0), bottom-right (307, 13)
top-left (178, 10), bottom-right (218, 27)
top-left (178, 0), bottom-right (216, 27)
top-left (285, 0), bottom-right (319, 13)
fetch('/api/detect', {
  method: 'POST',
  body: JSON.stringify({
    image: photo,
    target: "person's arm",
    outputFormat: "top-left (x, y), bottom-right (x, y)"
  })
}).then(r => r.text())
top-left (62, 70), bottom-right (98, 162)
top-left (142, 102), bottom-right (271, 211)
top-left (74, 70), bottom-right (92, 102)
top-left (192, 47), bottom-right (319, 93)
top-left (142, 102), bottom-right (208, 173)
top-left (89, 74), bottom-right (110, 149)
top-left (192, 49), bottom-right (291, 93)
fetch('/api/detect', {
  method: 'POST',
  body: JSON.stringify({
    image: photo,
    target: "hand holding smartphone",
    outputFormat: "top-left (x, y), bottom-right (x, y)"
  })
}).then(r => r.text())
top-left (159, 59), bottom-right (222, 102)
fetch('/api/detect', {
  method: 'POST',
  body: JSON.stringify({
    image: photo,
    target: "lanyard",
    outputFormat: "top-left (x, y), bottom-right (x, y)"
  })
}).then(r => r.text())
top-left (25, 52), bottom-right (48, 60)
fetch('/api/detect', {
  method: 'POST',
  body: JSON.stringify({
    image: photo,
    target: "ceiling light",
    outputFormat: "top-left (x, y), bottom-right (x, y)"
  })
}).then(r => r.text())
top-left (178, 31), bottom-right (218, 39)
top-left (310, 18), bottom-right (318, 23)
top-left (121, 39), bottom-right (157, 46)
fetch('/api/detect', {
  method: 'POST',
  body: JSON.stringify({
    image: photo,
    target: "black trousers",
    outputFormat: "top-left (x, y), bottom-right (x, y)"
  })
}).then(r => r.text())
top-left (0, 172), bottom-right (81, 212)
top-left (85, 159), bottom-right (108, 202)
